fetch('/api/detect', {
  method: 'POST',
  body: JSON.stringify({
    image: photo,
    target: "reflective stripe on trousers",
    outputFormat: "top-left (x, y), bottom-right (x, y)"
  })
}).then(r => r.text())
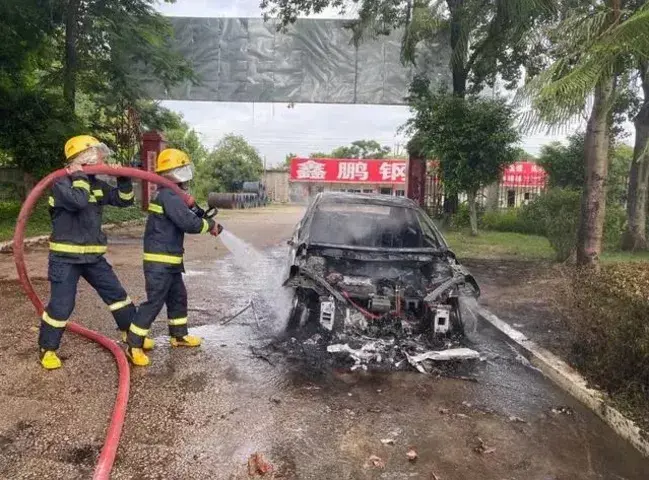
top-left (143, 252), bottom-right (183, 264)
top-left (49, 242), bottom-right (107, 254)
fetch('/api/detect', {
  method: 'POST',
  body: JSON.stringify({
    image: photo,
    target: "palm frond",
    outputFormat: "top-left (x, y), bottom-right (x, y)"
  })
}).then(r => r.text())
top-left (520, 2), bottom-right (649, 129)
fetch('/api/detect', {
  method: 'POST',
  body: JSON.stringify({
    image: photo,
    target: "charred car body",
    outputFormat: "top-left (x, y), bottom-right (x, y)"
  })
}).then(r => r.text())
top-left (283, 192), bottom-right (480, 337)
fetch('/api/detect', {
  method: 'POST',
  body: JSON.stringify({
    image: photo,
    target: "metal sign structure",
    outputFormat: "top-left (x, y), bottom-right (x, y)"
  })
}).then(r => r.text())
top-left (143, 17), bottom-right (451, 105)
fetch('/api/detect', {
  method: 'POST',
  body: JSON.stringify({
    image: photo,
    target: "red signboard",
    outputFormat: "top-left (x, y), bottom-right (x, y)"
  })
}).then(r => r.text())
top-left (501, 162), bottom-right (547, 187)
top-left (289, 158), bottom-right (407, 184)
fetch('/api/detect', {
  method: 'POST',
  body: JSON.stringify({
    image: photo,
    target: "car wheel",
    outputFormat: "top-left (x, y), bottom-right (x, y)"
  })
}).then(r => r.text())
top-left (286, 295), bottom-right (306, 332)
top-left (449, 298), bottom-right (464, 336)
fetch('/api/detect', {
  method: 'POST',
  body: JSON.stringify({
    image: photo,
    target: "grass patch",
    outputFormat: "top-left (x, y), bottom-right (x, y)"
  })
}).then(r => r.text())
top-left (443, 229), bottom-right (554, 261)
top-left (442, 228), bottom-right (649, 264)
top-left (600, 250), bottom-right (649, 264)
top-left (0, 200), bottom-right (144, 243)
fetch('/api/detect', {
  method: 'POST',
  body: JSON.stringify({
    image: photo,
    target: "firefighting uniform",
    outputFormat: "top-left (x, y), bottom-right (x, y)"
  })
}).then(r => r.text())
top-left (39, 172), bottom-right (136, 350)
top-left (126, 187), bottom-right (215, 348)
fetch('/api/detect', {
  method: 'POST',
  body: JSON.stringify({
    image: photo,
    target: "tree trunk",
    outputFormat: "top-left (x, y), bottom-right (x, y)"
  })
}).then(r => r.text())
top-left (445, 0), bottom-right (467, 216)
top-left (467, 190), bottom-right (479, 236)
top-left (64, 0), bottom-right (82, 111)
top-left (576, 77), bottom-right (616, 267)
top-left (446, 0), bottom-right (467, 98)
top-left (621, 62), bottom-right (649, 251)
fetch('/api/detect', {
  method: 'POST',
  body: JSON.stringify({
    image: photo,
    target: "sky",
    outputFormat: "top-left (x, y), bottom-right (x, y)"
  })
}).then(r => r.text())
top-left (155, 0), bottom-right (632, 167)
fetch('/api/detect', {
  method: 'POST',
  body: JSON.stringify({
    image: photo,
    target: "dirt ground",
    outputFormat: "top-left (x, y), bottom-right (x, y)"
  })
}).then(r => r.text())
top-left (0, 205), bottom-right (648, 479)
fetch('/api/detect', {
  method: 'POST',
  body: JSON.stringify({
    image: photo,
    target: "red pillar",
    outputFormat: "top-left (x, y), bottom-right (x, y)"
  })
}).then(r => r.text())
top-left (140, 131), bottom-right (166, 211)
top-left (406, 154), bottom-right (427, 207)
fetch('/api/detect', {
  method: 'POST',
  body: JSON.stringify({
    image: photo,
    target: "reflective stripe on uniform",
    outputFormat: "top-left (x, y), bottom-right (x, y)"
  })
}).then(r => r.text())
top-left (49, 242), bottom-right (107, 254)
top-left (42, 312), bottom-right (67, 329)
top-left (168, 317), bottom-right (188, 326)
top-left (200, 219), bottom-right (209, 234)
top-left (88, 195), bottom-right (97, 203)
top-left (119, 190), bottom-right (135, 201)
top-left (72, 180), bottom-right (90, 192)
top-left (93, 189), bottom-right (104, 197)
top-left (108, 297), bottom-right (132, 312)
top-left (48, 196), bottom-right (55, 207)
top-left (148, 203), bottom-right (164, 214)
top-left (129, 324), bottom-right (149, 337)
top-left (143, 252), bottom-right (183, 264)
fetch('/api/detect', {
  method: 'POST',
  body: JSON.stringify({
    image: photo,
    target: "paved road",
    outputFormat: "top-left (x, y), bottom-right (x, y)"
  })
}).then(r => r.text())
top-left (0, 206), bottom-right (647, 479)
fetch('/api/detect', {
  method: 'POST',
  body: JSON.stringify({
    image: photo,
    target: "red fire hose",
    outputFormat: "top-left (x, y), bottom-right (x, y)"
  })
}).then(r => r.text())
top-left (12, 165), bottom-right (193, 480)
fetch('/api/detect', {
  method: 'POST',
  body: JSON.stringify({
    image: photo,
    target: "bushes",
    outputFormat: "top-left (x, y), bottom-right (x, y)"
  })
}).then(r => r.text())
top-left (523, 189), bottom-right (581, 261)
top-left (565, 265), bottom-right (649, 410)
top-left (458, 188), bottom-right (627, 261)
top-left (481, 208), bottom-right (545, 235)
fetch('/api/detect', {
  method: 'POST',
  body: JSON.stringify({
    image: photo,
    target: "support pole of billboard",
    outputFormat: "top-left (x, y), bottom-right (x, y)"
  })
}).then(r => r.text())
top-left (406, 154), bottom-right (426, 207)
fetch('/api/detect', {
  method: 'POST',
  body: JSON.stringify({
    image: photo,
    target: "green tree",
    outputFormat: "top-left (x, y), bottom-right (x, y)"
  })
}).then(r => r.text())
top-left (0, 90), bottom-right (82, 177)
top-left (331, 140), bottom-right (392, 159)
top-left (538, 133), bottom-right (631, 206)
top-left (194, 135), bottom-right (264, 200)
top-left (0, 0), bottom-right (75, 177)
top-left (61, 0), bottom-right (193, 111)
top-left (284, 153), bottom-right (298, 168)
top-left (407, 83), bottom-right (520, 235)
top-left (522, 1), bottom-right (649, 266)
top-left (0, 0), bottom-right (195, 177)
top-left (538, 135), bottom-right (586, 190)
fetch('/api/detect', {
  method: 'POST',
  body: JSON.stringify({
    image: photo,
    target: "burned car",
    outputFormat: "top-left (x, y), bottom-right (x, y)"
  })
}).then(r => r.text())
top-left (283, 192), bottom-right (480, 337)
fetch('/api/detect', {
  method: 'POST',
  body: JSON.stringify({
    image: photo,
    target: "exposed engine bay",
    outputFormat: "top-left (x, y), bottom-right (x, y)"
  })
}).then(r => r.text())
top-left (284, 246), bottom-right (479, 336)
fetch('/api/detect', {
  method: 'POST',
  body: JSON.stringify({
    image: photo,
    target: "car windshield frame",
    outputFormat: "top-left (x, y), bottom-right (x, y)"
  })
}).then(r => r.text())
top-left (304, 200), bottom-right (445, 252)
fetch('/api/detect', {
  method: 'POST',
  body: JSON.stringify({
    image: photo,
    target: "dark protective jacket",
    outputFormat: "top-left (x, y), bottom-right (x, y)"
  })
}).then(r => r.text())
top-left (143, 187), bottom-right (215, 271)
top-left (48, 172), bottom-right (135, 264)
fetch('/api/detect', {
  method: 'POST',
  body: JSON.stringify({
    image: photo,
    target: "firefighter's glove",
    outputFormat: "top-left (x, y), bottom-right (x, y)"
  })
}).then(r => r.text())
top-left (190, 204), bottom-right (206, 218)
top-left (210, 224), bottom-right (224, 237)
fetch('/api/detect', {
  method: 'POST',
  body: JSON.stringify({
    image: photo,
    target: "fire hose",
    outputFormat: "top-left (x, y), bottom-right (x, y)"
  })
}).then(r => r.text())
top-left (12, 165), bottom-right (193, 480)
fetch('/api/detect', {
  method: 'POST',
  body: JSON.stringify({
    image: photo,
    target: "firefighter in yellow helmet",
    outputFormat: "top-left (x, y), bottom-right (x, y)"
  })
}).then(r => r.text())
top-left (126, 148), bottom-right (222, 367)
top-left (38, 135), bottom-right (151, 370)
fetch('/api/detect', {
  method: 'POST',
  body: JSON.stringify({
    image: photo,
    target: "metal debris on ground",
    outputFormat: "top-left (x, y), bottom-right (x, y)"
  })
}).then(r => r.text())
top-left (365, 455), bottom-right (385, 469)
top-left (326, 343), bottom-right (383, 370)
top-left (322, 331), bottom-right (480, 373)
top-left (220, 299), bottom-right (254, 325)
top-left (473, 437), bottom-right (496, 455)
top-left (551, 406), bottom-right (574, 416)
top-left (509, 415), bottom-right (527, 423)
top-left (380, 438), bottom-right (395, 446)
top-left (406, 348), bottom-right (480, 374)
top-left (249, 346), bottom-right (275, 366)
top-left (406, 447), bottom-right (418, 462)
top-left (247, 452), bottom-right (274, 476)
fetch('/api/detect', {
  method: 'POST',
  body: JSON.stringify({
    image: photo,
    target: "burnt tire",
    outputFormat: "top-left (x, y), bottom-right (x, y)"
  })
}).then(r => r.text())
top-left (449, 298), bottom-right (464, 336)
top-left (286, 295), bottom-right (307, 332)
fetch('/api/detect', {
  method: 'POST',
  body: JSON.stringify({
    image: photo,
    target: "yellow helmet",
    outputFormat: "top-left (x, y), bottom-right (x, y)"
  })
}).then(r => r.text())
top-left (156, 148), bottom-right (191, 173)
top-left (64, 135), bottom-right (101, 160)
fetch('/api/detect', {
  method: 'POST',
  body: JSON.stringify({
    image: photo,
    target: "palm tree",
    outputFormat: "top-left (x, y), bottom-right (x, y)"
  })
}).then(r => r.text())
top-left (522, 1), bottom-right (649, 266)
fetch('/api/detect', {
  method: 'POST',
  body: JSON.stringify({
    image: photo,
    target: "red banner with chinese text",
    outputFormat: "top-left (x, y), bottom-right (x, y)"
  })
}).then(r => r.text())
top-left (501, 162), bottom-right (547, 187)
top-left (289, 158), bottom-right (407, 184)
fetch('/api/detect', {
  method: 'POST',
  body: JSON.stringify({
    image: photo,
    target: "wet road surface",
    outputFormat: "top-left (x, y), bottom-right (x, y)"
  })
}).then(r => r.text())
top-left (123, 240), bottom-right (649, 479)
top-left (0, 206), bottom-right (647, 479)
